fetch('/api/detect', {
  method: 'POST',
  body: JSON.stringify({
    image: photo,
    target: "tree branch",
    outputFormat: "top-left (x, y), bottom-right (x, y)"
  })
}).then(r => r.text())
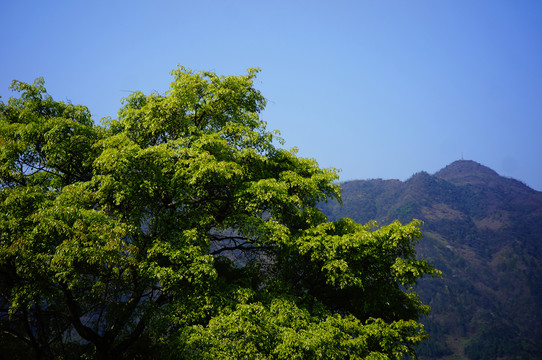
top-left (60, 284), bottom-right (104, 348)
top-left (210, 239), bottom-right (273, 255)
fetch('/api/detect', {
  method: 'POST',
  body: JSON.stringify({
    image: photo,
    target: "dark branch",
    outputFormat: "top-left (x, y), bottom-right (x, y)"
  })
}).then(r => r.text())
top-left (211, 240), bottom-right (273, 255)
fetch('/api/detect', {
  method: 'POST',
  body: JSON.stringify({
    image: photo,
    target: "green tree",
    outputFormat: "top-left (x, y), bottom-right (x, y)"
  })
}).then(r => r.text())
top-left (0, 67), bottom-right (440, 359)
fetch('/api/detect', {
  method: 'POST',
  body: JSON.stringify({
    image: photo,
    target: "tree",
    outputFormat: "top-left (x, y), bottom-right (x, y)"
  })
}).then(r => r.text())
top-left (0, 67), bottom-right (440, 359)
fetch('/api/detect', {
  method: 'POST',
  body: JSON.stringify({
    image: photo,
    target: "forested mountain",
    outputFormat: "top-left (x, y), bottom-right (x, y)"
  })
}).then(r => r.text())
top-left (320, 160), bottom-right (542, 359)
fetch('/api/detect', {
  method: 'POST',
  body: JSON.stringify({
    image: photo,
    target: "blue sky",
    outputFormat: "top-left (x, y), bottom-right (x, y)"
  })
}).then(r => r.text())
top-left (2, 1), bottom-right (542, 190)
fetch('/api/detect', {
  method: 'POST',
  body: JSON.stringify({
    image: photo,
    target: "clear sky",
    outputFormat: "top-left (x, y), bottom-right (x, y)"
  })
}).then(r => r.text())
top-left (2, 1), bottom-right (541, 190)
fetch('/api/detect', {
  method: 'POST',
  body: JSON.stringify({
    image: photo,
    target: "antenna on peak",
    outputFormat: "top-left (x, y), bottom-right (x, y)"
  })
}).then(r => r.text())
top-left (461, 152), bottom-right (464, 160)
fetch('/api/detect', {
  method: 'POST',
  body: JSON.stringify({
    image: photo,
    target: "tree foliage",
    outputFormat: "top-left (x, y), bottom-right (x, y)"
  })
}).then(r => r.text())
top-left (0, 67), bottom-right (440, 359)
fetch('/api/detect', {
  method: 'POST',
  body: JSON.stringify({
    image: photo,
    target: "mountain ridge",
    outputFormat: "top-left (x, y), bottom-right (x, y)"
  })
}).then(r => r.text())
top-left (320, 160), bottom-right (542, 360)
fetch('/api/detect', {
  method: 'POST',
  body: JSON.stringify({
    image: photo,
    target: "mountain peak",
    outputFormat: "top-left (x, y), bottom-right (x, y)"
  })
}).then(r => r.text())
top-left (434, 160), bottom-right (536, 195)
top-left (434, 160), bottom-right (500, 186)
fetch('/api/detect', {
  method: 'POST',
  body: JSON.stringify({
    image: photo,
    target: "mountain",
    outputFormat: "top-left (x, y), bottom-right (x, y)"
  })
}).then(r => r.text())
top-left (320, 160), bottom-right (542, 360)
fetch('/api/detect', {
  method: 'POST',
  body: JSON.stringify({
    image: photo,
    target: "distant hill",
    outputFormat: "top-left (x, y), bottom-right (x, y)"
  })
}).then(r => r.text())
top-left (320, 160), bottom-right (542, 360)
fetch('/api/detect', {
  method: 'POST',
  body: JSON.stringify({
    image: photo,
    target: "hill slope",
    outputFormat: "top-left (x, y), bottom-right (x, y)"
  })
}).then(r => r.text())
top-left (320, 160), bottom-right (542, 359)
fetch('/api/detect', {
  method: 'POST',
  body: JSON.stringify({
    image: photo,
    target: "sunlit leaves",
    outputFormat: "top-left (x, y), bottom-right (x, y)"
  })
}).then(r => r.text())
top-left (0, 67), bottom-right (438, 358)
top-left (180, 297), bottom-right (427, 359)
top-left (0, 78), bottom-right (97, 189)
top-left (295, 219), bottom-right (440, 289)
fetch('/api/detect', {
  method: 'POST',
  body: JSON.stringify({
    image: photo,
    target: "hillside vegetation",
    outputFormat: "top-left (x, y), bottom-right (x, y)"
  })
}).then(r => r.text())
top-left (321, 160), bottom-right (542, 359)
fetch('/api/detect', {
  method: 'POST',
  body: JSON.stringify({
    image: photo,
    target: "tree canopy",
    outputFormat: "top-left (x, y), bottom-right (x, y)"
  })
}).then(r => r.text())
top-left (0, 67), bottom-right (440, 359)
